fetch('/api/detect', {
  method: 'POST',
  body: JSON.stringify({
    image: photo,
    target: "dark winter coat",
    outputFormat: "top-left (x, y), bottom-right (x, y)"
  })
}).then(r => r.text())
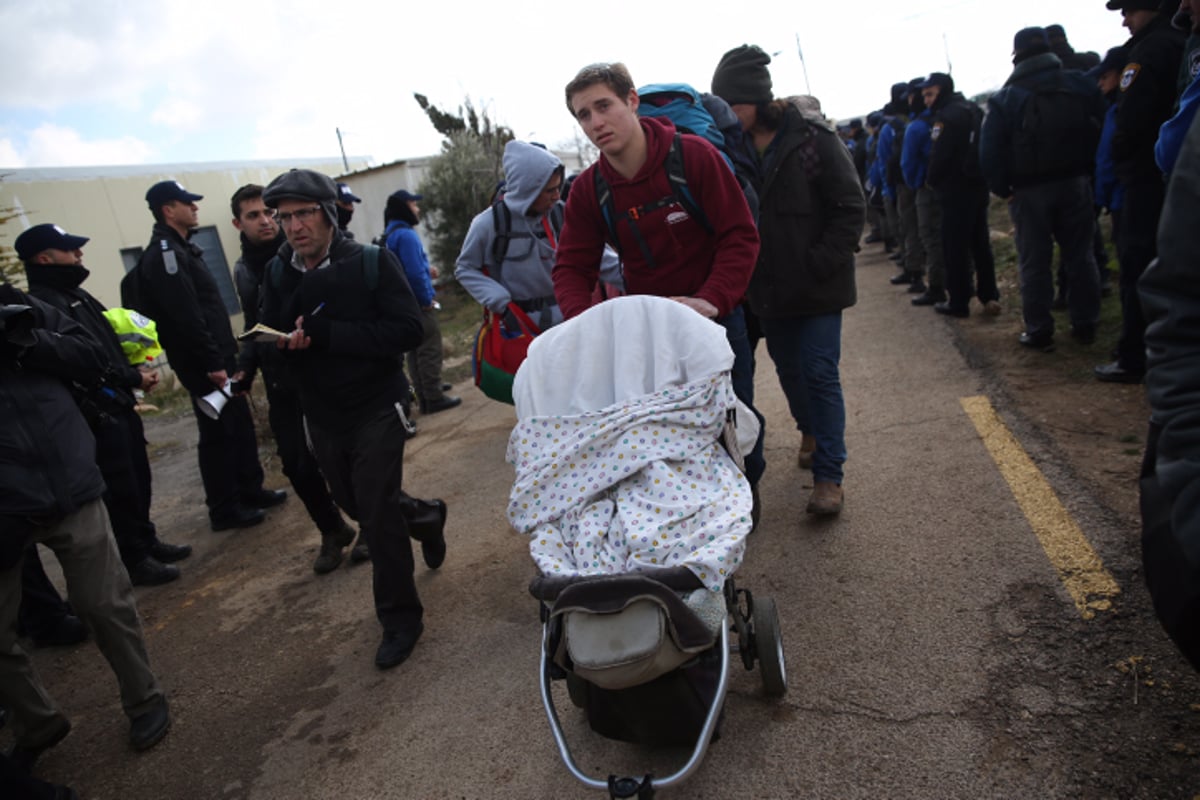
top-left (739, 105), bottom-right (864, 318)
top-left (980, 52), bottom-right (1106, 197)
top-left (927, 92), bottom-right (986, 194)
top-left (233, 230), bottom-right (289, 390)
top-left (1140, 105), bottom-right (1200, 672)
top-left (258, 233), bottom-right (424, 435)
top-left (121, 222), bottom-right (239, 396)
top-left (0, 284), bottom-right (108, 566)
top-left (26, 261), bottom-right (144, 408)
top-left (1113, 13), bottom-right (1186, 182)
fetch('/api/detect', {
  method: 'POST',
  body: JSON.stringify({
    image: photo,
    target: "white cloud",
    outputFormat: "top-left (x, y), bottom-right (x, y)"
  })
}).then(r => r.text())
top-left (150, 98), bottom-right (204, 130)
top-left (0, 139), bottom-right (23, 168)
top-left (0, 0), bottom-right (1130, 167)
top-left (1, 124), bottom-right (155, 168)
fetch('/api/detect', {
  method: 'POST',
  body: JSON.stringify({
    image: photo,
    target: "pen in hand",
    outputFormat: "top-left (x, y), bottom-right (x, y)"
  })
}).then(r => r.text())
top-left (310, 302), bottom-right (326, 316)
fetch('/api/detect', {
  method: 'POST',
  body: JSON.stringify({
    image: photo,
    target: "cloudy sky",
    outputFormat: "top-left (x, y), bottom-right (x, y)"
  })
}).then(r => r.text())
top-left (0, 0), bottom-right (1131, 170)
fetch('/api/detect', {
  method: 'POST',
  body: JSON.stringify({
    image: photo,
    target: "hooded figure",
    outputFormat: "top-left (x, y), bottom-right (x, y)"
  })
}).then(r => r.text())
top-left (456, 140), bottom-right (618, 330)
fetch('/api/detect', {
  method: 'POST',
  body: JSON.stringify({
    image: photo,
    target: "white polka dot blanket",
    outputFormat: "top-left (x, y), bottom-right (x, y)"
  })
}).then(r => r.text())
top-left (506, 296), bottom-right (752, 592)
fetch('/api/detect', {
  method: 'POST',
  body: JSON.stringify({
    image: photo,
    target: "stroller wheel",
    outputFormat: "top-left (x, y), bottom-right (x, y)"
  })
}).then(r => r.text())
top-left (753, 596), bottom-right (787, 697)
top-left (566, 671), bottom-right (589, 709)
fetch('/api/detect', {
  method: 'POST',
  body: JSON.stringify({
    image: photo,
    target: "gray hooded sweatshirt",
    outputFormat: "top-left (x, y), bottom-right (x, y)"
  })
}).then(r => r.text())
top-left (456, 140), bottom-right (619, 329)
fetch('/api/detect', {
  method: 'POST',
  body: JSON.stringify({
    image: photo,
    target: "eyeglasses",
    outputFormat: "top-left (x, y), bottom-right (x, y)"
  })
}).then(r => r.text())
top-left (274, 206), bottom-right (323, 225)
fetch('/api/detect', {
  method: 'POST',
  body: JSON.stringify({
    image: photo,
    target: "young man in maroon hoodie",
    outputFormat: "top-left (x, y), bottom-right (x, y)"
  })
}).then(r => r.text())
top-left (553, 62), bottom-right (765, 488)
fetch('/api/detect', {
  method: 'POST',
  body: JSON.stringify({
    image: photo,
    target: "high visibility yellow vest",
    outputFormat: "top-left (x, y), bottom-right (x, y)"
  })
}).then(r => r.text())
top-left (102, 307), bottom-right (164, 365)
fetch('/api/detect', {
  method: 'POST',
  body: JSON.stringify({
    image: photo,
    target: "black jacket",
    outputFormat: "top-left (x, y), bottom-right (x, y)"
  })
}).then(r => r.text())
top-left (980, 52), bottom-right (1106, 196)
top-left (233, 230), bottom-right (288, 390)
top-left (0, 284), bottom-right (108, 563)
top-left (26, 261), bottom-right (144, 407)
top-left (738, 105), bottom-right (864, 318)
top-left (258, 233), bottom-right (424, 435)
top-left (1140, 101), bottom-right (1200, 672)
top-left (927, 92), bottom-right (985, 194)
top-left (121, 222), bottom-right (238, 396)
top-left (1114, 13), bottom-right (1186, 182)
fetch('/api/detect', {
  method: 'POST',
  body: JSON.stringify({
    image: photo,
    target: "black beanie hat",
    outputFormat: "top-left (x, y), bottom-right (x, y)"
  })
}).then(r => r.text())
top-left (712, 45), bottom-right (773, 105)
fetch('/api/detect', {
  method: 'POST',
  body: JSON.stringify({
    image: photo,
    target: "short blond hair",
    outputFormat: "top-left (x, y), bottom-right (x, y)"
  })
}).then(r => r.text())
top-left (564, 62), bottom-right (635, 116)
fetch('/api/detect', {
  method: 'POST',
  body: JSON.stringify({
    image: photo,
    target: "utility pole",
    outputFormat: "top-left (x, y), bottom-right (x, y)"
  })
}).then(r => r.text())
top-left (943, 33), bottom-right (954, 75)
top-left (336, 128), bottom-right (349, 172)
top-left (796, 33), bottom-right (812, 96)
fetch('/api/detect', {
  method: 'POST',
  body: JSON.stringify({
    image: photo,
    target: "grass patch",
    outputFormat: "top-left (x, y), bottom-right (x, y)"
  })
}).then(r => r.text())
top-left (436, 281), bottom-right (486, 386)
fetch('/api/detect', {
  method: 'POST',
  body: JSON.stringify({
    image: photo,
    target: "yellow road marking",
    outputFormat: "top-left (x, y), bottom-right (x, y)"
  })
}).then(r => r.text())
top-left (961, 395), bottom-right (1120, 619)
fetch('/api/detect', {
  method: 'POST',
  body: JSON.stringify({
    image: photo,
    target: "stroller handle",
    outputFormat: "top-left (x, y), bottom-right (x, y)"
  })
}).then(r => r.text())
top-left (538, 619), bottom-right (730, 793)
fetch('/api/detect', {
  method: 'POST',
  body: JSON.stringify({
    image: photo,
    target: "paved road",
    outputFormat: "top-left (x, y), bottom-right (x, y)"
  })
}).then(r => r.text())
top-left (14, 246), bottom-right (1200, 799)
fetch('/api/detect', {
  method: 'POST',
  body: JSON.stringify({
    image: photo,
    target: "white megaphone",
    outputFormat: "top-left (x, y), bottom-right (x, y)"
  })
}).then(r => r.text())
top-left (197, 379), bottom-right (233, 420)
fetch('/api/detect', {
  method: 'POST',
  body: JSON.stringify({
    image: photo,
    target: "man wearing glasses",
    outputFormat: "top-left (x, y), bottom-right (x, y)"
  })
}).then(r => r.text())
top-left (229, 184), bottom-right (357, 574)
top-left (122, 180), bottom-right (285, 532)
top-left (259, 169), bottom-right (444, 671)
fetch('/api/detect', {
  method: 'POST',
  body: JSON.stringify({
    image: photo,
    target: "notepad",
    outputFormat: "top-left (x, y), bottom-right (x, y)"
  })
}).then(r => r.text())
top-left (237, 323), bottom-right (289, 343)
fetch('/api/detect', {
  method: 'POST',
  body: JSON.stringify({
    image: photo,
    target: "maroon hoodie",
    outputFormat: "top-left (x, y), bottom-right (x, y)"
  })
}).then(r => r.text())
top-left (553, 116), bottom-right (759, 319)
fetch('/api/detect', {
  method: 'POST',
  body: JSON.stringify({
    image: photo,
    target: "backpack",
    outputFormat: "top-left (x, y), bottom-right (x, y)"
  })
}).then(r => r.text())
top-left (637, 83), bottom-right (760, 221)
top-left (1012, 75), bottom-right (1100, 182)
top-left (489, 198), bottom-right (564, 280)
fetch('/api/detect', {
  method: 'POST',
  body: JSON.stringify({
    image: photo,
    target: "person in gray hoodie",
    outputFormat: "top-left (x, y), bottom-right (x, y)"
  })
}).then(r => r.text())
top-left (456, 140), bottom-right (620, 331)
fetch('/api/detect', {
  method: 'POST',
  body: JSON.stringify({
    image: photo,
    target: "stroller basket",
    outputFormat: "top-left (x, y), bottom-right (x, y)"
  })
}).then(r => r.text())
top-left (534, 571), bottom-right (730, 796)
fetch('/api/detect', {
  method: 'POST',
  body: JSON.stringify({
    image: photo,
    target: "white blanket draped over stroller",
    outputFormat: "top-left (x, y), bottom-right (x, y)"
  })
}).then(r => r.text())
top-left (507, 296), bottom-right (753, 592)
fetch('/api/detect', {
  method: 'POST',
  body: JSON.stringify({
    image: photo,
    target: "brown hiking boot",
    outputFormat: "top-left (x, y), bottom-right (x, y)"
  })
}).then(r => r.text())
top-left (797, 433), bottom-right (816, 470)
top-left (806, 481), bottom-right (844, 516)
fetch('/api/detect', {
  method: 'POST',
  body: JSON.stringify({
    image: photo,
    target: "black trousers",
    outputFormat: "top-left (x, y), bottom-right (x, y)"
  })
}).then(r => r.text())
top-left (263, 375), bottom-right (343, 535)
top-left (939, 182), bottom-right (999, 310)
top-left (309, 406), bottom-right (423, 634)
top-left (191, 393), bottom-right (265, 521)
top-left (1116, 177), bottom-right (1165, 373)
top-left (94, 406), bottom-right (157, 566)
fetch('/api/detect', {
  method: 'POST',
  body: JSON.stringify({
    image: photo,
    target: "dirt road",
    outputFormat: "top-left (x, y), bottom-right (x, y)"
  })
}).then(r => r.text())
top-left (12, 246), bottom-right (1200, 799)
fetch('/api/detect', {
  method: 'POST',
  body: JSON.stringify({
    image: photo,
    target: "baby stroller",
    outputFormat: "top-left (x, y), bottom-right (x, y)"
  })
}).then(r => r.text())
top-left (507, 296), bottom-right (787, 799)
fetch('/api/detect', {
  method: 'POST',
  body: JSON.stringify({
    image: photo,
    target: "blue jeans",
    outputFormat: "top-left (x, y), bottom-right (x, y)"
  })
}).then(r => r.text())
top-left (717, 306), bottom-right (766, 486)
top-left (761, 313), bottom-right (847, 484)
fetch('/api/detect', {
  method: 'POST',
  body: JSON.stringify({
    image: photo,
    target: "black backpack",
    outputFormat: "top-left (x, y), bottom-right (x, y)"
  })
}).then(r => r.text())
top-left (1012, 75), bottom-right (1100, 182)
